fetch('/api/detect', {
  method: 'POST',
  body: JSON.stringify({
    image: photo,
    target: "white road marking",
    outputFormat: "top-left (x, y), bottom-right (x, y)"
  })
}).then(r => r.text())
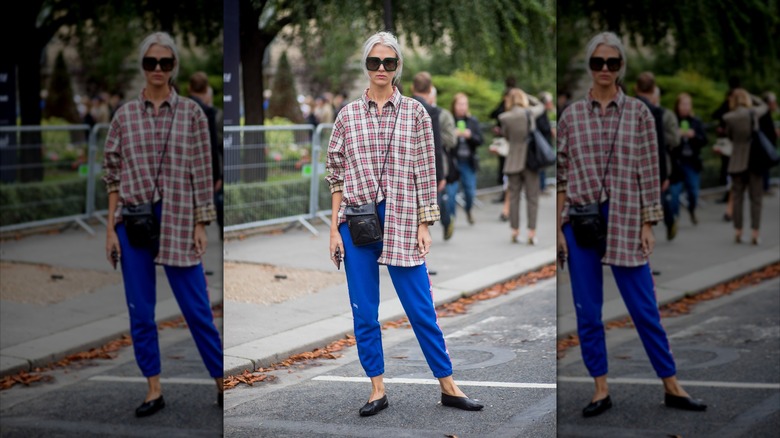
top-left (89, 376), bottom-right (215, 385)
top-left (312, 376), bottom-right (555, 389)
top-left (558, 376), bottom-right (780, 389)
top-left (669, 316), bottom-right (730, 339)
top-left (445, 316), bottom-right (506, 339)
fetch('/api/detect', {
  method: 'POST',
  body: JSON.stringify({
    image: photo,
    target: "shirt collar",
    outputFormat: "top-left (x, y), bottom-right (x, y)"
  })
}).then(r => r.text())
top-left (587, 87), bottom-right (625, 113)
top-left (140, 87), bottom-right (178, 110)
top-left (361, 86), bottom-right (402, 112)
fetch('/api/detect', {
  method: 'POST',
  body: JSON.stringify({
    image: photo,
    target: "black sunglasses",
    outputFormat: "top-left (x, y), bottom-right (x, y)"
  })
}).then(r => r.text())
top-left (142, 57), bottom-right (175, 72)
top-left (589, 57), bottom-right (622, 72)
top-left (365, 57), bottom-right (399, 72)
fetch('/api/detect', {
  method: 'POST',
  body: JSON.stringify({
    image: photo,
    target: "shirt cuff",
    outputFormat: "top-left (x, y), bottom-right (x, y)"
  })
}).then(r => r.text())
top-left (105, 181), bottom-right (119, 193)
top-left (195, 203), bottom-right (217, 224)
top-left (418, 204), bottom-right (441, 225)
top-left (641, 203), bottom-right (663, 224)
top-left (329, 180), bottom-right (344, 194)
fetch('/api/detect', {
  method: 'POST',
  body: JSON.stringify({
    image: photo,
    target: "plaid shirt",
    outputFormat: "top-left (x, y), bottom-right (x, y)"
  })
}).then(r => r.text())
top-left (326, 87), bottom-right (440, 267)
top-left (557, 89), bottom-right (663, 267)
top-left (103, 89), bottom-right (216, 267)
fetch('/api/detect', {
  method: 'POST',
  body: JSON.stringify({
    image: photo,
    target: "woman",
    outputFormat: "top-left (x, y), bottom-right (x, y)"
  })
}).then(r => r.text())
top-left (445, 93), bottom-right (483, 225)
top-left (670, 93), bottom-right (708, 225)
top-left (556, 32), bottom-right (706, 418)
top-left (498, 88), bottom-right (545, 244)
top-left (103, 32), bottom-right (223, 417)
top-left (326, 31), bottom-right (483, 416)
top-left (723, 89), bottom-right (769, 244)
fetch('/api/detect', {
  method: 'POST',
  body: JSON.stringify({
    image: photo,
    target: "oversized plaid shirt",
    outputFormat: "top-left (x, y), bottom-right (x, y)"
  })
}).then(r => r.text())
top-left (326, 87), bottom-right (440, 267)
top-left (557, 89), bottom-right (663, 267)
top-left (103, 89), bottom-right (216, 267)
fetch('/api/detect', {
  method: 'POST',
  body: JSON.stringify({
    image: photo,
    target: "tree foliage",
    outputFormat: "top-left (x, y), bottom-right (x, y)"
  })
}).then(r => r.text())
top-left (43, 52), bottom-right (81, 123)
top-left (267, 52), bottom-right (304, 123)
top-left (558, 0), bottom-right (780, 92)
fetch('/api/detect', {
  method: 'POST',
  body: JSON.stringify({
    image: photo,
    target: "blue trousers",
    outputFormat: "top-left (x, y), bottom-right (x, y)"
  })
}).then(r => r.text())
top-left (339, 201), bottom-right (453, 378)
top-left (446, 158), bottom-right (476, 217)
top-left (669, 163), bottom-right (701, 216)
top-left (563, 203), bottom-right (676, 378)
top-left (116, 202), bottom-right (223, 378)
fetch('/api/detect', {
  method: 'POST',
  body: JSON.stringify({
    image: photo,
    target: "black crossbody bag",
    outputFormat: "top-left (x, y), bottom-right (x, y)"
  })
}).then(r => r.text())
top-left (344, 107), bottom-right (400, 246)
top-left (567, 109), bottom-right (623, 249)
top-left (121, 100), bottom-right (177, 250)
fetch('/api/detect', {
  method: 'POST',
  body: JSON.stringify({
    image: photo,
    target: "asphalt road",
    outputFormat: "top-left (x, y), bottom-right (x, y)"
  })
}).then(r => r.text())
top-left (0, 318), bottom-right (224, 437)
top-left (224, 278), bottom-right (557, 438)
top-left (557, 277), bottom-right (780, 437)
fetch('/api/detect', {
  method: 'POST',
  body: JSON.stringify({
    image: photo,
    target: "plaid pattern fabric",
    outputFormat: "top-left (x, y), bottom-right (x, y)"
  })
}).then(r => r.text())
top-left (326, 87), bottom-right (440, 267)
top-left (103, 89), bottom-right (216, 267)
top-left (557, 88), bottom-right (663, 267)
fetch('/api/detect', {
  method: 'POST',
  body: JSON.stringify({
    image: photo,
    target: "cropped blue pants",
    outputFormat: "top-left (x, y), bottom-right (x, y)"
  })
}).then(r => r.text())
top-left (563, 202), bottom-right (676, 379)
top-left (339, 201), bottom-right (453, 379)
top-left (116, 202), bottom-right (223, 378)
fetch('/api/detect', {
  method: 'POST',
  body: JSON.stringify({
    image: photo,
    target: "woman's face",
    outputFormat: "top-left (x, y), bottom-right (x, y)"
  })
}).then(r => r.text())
top-left (454, 97), bottom-right (469, 117)
top-left (590, 44), bottom-right (622, 88)
top-left (367, 44), bottom-right (398, 89)
top-left (678, 96), bottom-right (692, 117)
top-left (143, 44), bottom-right (175, 88)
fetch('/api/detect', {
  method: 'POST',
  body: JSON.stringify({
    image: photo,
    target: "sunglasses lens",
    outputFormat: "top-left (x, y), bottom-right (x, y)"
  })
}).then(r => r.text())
top-left (606, 58), bottom-right (621, 72)
top-left (159, 58), bottom-right (175, 72)
top-left (142, 57), bottom-right (157, 71)
top-left (384, 58), bottom-right (398, 71)
top-left (366, 58), bottom-right (381, 71)
top-left (589, 58), bottom-right (605, 71)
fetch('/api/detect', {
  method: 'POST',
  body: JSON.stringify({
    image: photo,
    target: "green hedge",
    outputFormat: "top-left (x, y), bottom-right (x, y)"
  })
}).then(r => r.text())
top-left (0, 177), bottom-right (107, 226)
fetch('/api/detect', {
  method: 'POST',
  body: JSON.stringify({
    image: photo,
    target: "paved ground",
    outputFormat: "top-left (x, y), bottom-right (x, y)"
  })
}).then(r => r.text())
top-left (224, 278), bottom-right (557, 438)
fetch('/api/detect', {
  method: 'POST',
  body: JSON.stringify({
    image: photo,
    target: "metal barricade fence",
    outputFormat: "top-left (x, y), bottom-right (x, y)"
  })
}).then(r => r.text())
top-left (0, 124), bottom-right (103, 234)
top-left (223, 124), bottom-right (326, 234)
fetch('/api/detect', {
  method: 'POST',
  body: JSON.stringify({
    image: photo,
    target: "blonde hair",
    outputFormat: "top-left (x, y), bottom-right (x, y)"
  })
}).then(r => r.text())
top-left (451, 93), bottom-right (471, 117)
top-left (504, 88), bottom-right (529, 109)
top-left (729, 88), bottom-right (752, 110)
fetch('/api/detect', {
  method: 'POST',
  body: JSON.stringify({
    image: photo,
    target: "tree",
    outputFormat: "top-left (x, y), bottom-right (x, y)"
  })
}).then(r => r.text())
top-left (558, 0), bottom-right (780, 92)
top-left (240, 0), bottom-right (556, 124)
top-left (267, 52), bottom-right (304, 123)
top-left (12, 0), bottom-right (223, 182)
top-left (44, 52), bottom-right (81, 124)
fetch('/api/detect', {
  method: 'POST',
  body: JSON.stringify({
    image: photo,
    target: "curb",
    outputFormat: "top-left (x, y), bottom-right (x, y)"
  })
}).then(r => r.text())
top-left (556, 246), bottom-right (780, 338)
top-left (0, 296), bottom-right (223, 378)
top-left (223, 248), bottom-right (556, 377)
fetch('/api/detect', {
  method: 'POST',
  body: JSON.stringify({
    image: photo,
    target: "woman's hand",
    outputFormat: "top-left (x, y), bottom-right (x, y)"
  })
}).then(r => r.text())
top-left (641, 223), bottom-right (655, 258)
top-left (106, 229), bottom-right (121, 268)
top-left (329, 228), bottom-right (344, 268)
top-left (417, 223), bottom-right (432, 257)
top-left (557, 230), bottom-right (568, 270)
top-left (194, 223), bottom-right (208, 257)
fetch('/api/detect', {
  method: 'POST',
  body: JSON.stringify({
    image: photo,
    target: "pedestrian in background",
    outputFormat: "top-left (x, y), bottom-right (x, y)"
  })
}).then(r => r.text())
top-left (326, 31), bottom-right (483, 417)
top-left (446, 93), bottom-right (483, 225)
top-left (103, 32), bottom-right (223, 418)
top-left (758, 91), bottom-right (778, 194)
top-left (430, 85), bottom-right (459, 240)
top-left (536, 91), bottom-right (556, 195)
top-left (723, 89), bottom-right (769, 245)
top-left (499, 88), bottom-right (545, 244)
top-left (671, 93), bottom-right (707, 226)
top-left (556, 31), bottom-right (706, 418)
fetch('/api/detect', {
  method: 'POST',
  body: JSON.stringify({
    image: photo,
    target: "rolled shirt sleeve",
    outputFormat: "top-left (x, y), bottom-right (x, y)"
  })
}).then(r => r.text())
top-left (191, 107), bottom-right (216, 224)
top-left (102, 117), bottom-right (122, 193)
top-left (637, 108), bottom-right (663, 224)
top-left (325, 115), bottom-right (345, 194)
top-left (414, 110), bottom-right (441, 225)
top-left (556, 113), bottom-right (569, 193)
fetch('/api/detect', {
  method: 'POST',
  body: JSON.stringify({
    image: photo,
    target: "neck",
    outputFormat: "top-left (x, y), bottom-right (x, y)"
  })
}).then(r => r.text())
top-left (146, 83), bottom-right (170, 102)
top-left (368, 84), bottom-right (393, 102)
top-left (592, 84), bottom-right (618, 103)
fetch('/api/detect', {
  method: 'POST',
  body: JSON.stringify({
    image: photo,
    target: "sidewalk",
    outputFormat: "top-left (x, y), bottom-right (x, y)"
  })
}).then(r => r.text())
top-left (223, 190), bottom-right (558, 376)
top-left (0, 222), bottom-right (223, 377)
top-left (557, 189), bottom-right (780, 336)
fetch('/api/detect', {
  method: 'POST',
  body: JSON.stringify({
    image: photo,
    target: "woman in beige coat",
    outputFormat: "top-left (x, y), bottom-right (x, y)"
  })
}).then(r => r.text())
top-left (498, 88), bottom-right (545, 243)
top-left (723, 88), bottom-right (769, 244)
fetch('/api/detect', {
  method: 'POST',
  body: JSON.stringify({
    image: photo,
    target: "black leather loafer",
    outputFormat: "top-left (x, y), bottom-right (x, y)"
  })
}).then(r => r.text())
top-left (135, 395), bottom-right (165, 417)
top-left (217, 391), bottom-right (223, 407)
top-left (665, 393), bottom-right (707, 411)
top-left (359, 395), bottom-right (389, 416)
top-left (582, 395), bottom-right (612, 418)
top-left (441, 393), bottom-right (484, 411)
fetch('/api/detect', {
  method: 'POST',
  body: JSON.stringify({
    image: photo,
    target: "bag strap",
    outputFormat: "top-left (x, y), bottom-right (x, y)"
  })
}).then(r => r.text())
top-left (147, 98), bottom-right (178, 203)
top-left (373, 103), bottom-right (401, 203)
top-left (596, 107), bottom-right (624, 201)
